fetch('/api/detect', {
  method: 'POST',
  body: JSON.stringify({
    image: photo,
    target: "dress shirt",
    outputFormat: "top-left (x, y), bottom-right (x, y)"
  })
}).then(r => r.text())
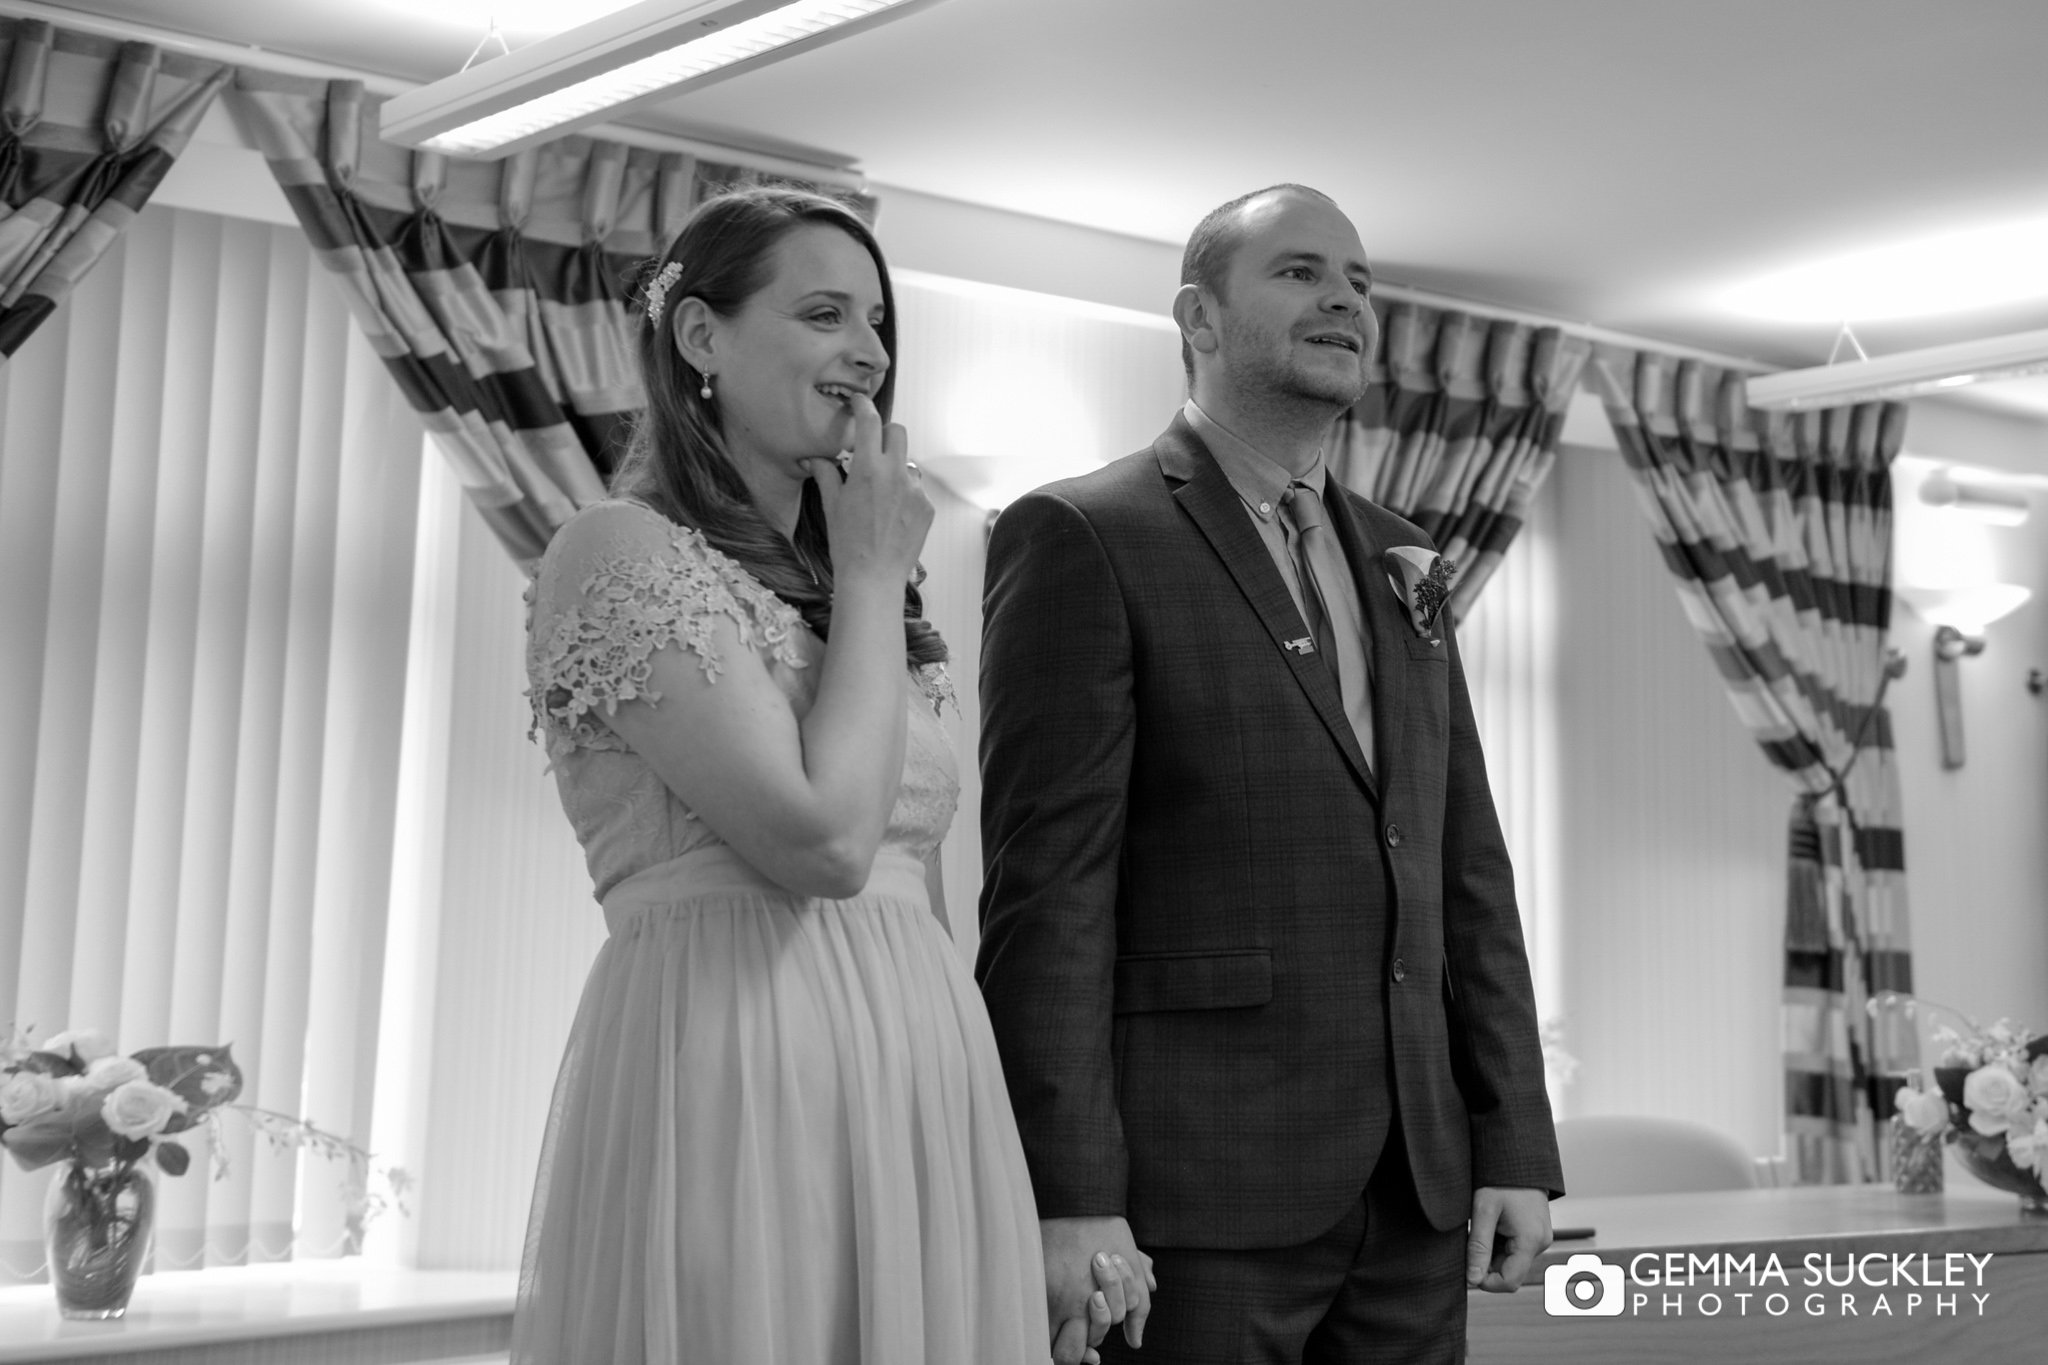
top-left (1182, 400), bottom-right (1375, 773)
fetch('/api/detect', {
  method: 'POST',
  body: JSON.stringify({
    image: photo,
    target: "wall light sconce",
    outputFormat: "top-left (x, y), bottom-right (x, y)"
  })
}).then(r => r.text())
top-left (1918, 470), bottom-right (2031, 525)
top-left (1896, 584), bottom-right (2032, 769)
top-left (1893, 460), bottom-right (2034, 769)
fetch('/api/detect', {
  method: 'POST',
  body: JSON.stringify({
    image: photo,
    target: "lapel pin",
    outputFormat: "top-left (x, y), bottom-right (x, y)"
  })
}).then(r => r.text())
top-left (1284, 637), bottom-right (1316, 654)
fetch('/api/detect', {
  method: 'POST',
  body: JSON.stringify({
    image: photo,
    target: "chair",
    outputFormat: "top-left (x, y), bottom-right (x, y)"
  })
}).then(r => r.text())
top-left (1554, 1115), bottom-right (1758, 1197)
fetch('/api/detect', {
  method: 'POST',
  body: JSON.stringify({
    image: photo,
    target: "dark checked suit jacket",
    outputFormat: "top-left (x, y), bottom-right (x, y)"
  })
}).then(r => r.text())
top-left (976, 414), bottom-right (1563, 1249)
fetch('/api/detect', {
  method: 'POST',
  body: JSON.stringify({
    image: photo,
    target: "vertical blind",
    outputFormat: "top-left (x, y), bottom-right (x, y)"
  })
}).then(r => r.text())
top-left (1453, 469), bottom-right (1561, 1038)
top-left (0, 203), bottom-right (425, 1279)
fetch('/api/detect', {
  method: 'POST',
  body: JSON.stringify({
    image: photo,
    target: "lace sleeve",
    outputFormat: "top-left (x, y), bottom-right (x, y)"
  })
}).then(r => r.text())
top-left (914, 660), bottom-right (956, 716)
top-left (525, 501), bottom-right (808, 758)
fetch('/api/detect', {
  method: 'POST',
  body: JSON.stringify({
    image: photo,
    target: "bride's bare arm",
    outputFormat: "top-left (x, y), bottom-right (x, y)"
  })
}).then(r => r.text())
top-left (557, 399), bottom-right (931, 898)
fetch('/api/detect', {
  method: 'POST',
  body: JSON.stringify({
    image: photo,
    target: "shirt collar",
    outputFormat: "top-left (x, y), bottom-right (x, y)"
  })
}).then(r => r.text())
top-left (1182, 399), bottom-right (1326, 523)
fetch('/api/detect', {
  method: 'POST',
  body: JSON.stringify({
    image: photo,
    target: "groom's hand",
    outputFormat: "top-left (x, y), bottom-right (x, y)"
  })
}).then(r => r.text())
top-left (1466, 1185), bottom-right (1553, 1291)
top-left (1043, 1216), bottom-right (1154, 1361)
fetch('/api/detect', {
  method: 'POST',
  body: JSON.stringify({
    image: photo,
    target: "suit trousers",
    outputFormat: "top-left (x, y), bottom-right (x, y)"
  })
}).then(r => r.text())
top-left (1098, 1126), bottom-right (1467, 1365)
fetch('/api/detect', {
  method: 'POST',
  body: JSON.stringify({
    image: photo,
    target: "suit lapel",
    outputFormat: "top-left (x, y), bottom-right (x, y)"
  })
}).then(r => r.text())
top-left (1323, 484), bottom-right (1409, 800)
top-left (1155, 421), bottom-right (1376, 797)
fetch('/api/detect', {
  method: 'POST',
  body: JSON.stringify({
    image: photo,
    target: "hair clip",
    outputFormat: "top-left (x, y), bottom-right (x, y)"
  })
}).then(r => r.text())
top-left (643, 261), bottom-right (683, 324)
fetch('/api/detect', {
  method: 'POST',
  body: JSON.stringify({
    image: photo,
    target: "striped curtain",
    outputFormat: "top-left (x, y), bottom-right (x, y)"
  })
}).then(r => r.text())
top-left (1586, 346), bottom-right (1912, 1185)
top-left (224, 73), bottom-right (874, 565)
top-left (0, 204), bottom-right (428, 1280)
top-left (1330, 300), bottom-right (1591, 619)
top-left (0, 18), bottom-right (227, 359)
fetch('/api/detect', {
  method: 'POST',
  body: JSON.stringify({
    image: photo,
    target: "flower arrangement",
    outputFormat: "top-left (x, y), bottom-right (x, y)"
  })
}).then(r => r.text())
top-left (2, 1025), bottom-right (410, 1317)
top-left (1538, 1016), bottom-right (1579, 1091)
top-left (1885, 1003), bottom-right (2048, 1211)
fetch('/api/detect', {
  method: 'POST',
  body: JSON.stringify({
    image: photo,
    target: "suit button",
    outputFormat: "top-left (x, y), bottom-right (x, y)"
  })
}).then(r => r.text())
top-left (1385, 823), bottom-right (1402, 848)
top-left (1391, 958), bottom-right (1407, 983)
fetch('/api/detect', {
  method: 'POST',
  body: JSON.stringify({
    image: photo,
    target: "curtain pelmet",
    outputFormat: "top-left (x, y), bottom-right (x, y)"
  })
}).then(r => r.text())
top-left (0, 18), bottom-right (228, 360)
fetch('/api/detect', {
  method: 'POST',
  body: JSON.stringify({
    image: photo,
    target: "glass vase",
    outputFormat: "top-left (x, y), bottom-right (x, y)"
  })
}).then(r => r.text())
top-left (1949, 1134), bottom-right (2048, 1218)
top-left (43, 1162), bottom-right (155, 1319)
top-left (1888, 1115), bottom-right (1944, 1194)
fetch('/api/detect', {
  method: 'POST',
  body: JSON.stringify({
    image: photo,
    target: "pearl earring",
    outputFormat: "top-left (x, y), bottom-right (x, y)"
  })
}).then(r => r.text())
top-left (700, 372), bottom-right (714, 401)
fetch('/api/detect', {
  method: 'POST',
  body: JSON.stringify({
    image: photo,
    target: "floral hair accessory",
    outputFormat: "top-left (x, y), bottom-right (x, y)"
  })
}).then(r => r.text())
top-left (643, 260), bottom-right (683, 325)
top-left (1382, 545), bottom-right (1457, 640)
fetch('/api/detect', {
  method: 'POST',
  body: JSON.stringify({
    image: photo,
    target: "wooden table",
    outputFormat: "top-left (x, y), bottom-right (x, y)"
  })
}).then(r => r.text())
top-left (1467, 1184), bottom-right (2048, 1362)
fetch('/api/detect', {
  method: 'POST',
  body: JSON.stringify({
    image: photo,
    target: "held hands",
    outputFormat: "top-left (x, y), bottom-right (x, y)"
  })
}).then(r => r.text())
top-left (801, 394), bottom-right (930, 588)
top-left (1466, 1185), bottom-right (1553, 1292)
top-left (1043, 1216), bottom-right (1155, 1364)
top-left (1049, 1253), bottom-right (1144, 1365)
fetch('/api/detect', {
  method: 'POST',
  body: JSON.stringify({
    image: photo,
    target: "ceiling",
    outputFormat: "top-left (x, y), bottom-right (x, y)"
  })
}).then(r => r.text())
top-left (34, 0), bottom-right (2048, 415)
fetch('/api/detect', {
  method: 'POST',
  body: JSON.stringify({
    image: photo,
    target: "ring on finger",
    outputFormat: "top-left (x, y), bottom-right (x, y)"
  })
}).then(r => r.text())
top-left (905, 460), bottom-right (919, 473)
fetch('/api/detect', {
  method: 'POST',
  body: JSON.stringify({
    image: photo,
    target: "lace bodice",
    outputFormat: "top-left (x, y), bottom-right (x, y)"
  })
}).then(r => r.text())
top-left (526, 500), bottom-right (958, 901)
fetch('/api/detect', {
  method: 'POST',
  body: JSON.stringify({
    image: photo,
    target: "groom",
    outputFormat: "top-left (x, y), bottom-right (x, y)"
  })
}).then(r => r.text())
top-left (977, 185), bottom-right (1561, 1363)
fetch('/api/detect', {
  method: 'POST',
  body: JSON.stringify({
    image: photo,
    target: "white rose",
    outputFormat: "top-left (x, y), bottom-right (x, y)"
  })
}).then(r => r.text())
top-left (0, 1070), bottom-right (61, 1124)
top-left (83, 1055), bottom-right (146, 1092)
top-left (2009, 1119), bottom-right (2048, 1176)
top-left (1896, 1086), bottom-right (1950, 1136)
top-left (1963, 1064), bottom-right (2033, 1136)
top-left (100, 1080), bottom-right (186, 1140)
top-left (42, 1029), bottom-right (115, 1064)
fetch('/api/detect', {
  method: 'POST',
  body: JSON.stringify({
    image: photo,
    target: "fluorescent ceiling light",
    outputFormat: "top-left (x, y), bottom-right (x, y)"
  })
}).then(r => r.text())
top-left (1721, 217), bottom-right (2048, 323)
top-left (1743, 326), bottom-right (2048, 410)
top-left (381, 0), bottom-right (947, 159)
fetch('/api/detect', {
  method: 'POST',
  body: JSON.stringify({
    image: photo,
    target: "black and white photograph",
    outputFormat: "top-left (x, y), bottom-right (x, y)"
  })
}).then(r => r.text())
top-left (0, 3), bottom-right (2045, 1362)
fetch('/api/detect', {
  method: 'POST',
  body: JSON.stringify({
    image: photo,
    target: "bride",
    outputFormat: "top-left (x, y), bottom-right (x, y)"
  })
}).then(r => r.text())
top-left (511, 185), bottom-right (1144, 1364)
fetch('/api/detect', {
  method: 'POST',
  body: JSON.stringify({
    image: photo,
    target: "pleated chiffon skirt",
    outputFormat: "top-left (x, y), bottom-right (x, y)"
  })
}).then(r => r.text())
top-left (509, 846), bottom-right (1045, 1365)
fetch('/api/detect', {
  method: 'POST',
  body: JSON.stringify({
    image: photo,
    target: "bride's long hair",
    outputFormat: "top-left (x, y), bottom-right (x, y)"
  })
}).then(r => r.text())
top-left (611, 186), bottom-right (944, 668)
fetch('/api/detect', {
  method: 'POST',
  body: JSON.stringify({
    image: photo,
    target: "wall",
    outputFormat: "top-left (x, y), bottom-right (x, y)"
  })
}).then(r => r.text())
top-left (1887, 456), bottom-right (2048, 1033)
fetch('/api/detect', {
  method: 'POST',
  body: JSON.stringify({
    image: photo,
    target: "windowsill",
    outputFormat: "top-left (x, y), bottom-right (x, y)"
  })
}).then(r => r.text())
top-left (0, 1260), bottom-right (515, 1362)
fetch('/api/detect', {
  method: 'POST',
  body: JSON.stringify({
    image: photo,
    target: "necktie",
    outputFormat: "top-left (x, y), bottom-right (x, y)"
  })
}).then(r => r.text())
top-left (1284, 480), bottom-right (1375, 769)
top-left (1283, 482), bottom-right (1341, 691)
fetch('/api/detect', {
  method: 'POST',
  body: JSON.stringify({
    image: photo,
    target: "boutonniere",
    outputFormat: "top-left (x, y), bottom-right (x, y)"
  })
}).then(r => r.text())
top-left (1383, 546), bottom-right (1457, 641)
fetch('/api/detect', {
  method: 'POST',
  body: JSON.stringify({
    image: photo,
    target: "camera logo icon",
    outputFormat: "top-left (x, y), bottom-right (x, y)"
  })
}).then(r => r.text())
top-left (1543, 1252), bottom-right (1624, 1317)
